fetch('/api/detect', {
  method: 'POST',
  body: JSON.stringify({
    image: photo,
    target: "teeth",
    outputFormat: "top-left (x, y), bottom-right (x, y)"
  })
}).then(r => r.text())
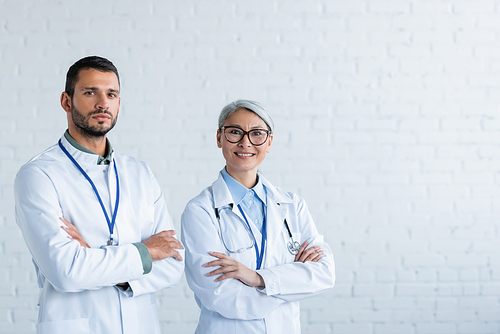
top-left (237, 153), bottom-right (253, 156)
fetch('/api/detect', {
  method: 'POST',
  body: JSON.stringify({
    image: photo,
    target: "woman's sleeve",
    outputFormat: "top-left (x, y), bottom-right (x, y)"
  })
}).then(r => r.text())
top-left (256, 197), bottom-right (335, 302)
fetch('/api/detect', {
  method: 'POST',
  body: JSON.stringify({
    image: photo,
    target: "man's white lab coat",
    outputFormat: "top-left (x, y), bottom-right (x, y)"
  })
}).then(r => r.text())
top-left (14, 135), bottom-right (184, 334)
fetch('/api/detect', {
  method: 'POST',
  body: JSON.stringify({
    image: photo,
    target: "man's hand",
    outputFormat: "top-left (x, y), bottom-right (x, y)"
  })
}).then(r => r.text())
top-left (60, 217), bottom-right (90, 248)
top-left (142, 230), bottom-right (183, 262)
top-left (294, 240), bottom-right (323, 263)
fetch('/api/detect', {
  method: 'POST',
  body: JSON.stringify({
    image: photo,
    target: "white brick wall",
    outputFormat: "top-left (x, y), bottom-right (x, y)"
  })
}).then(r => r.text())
top-left (1, 0), bottom-right (500, 333)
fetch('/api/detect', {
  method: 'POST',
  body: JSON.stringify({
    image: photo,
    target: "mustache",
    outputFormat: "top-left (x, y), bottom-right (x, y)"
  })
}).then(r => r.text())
top-left (88, 109), bottom-right (113, 117)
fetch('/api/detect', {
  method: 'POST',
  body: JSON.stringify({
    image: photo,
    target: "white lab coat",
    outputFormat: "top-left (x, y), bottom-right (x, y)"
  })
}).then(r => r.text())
top-left (14, 135), bottom-right (184, 334)
top-left (181, 172), bottom-right (335, 334)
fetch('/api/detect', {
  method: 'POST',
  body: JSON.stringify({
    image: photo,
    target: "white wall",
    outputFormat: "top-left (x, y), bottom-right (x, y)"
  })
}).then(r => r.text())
top-left (1, 1), bottom-right (500, 333)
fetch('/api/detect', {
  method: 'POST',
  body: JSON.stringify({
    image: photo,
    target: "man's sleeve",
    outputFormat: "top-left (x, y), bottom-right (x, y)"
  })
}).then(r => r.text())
top-left (126, 169), bottom-right (184, 297)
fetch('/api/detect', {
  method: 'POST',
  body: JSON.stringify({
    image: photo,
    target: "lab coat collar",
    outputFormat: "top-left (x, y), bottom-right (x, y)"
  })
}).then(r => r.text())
top-left (212, 169), bottom-right (293, 210)
top-left (59, 134), bottom-right (115, 166)
top-left (258, 173), bottom-right (294, 206)
top-left (220, 168), bottom-right (267, 206)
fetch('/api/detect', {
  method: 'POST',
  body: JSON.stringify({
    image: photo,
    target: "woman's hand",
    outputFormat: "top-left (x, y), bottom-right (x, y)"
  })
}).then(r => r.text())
top-left (294, 240), bottom-right (323, 263)
top-left (60, 217), bottom-right (90, 248)
top-left (204, 251), bottom-right (265, 288)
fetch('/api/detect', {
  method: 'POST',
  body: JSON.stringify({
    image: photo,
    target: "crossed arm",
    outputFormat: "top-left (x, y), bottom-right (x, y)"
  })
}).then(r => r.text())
top-left (60, 217), bottom-right (183, 261)
top-left (203, 240), bottom-right (323, 288)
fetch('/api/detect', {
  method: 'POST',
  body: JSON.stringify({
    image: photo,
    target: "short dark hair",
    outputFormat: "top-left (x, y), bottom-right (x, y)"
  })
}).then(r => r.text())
top-left (65, 56), bottom-right (120, 97)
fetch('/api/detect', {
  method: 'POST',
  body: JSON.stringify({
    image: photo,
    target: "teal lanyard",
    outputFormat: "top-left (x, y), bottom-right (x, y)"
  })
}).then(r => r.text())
top-left (58, 139), bottom-right (120, 246)
top-left (237, 204), bottom-right (266, 270)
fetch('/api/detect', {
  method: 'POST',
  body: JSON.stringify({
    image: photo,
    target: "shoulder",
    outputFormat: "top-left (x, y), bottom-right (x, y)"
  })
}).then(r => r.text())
top-left (16, 144), bottom-right (65, 181)
top-left (184, 185), bottom-right (215, 212)
top-left (260, 174), bottom-right (305, 206)
top-left (113, 152), bottom-right (152, 176)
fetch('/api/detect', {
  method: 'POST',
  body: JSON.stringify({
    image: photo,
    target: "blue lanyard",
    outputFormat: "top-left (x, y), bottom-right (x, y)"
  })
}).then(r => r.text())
top-left (237, 204), bottom-right (266, 270)
top-left (58, 139), bottom-right (120, 246)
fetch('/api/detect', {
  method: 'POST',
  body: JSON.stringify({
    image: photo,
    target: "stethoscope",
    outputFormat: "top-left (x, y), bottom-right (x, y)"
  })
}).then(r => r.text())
top-left (284, 218), bottom-right (301, 255)
top-left (214, 205), bottom-right (301, 258)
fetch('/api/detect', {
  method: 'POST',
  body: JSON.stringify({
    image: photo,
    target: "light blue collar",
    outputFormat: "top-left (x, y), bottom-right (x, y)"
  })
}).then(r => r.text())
top-left (220, 168), bottom-right (267, 206)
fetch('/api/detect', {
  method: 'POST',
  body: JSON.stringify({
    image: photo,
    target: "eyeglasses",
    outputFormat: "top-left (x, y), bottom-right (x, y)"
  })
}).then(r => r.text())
top-left (220, 126), bottom-right (270, 146)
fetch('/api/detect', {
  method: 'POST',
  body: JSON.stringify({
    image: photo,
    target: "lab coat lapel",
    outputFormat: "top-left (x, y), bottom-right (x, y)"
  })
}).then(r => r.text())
top-left (259, 173), bottom-right (293, 268)
top-left (212, 173), bottom-right (246, 231)
top-left (263, 196), bottom-right (283, 267)
top-left (107, 154), bottom-right (120, 244)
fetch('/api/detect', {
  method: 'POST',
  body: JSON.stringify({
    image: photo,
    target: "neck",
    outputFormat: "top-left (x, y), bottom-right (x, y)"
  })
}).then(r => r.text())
top-left (226, 167), bottom-right (258, 189)
top-left (68, 127), bottom-right (107, 157)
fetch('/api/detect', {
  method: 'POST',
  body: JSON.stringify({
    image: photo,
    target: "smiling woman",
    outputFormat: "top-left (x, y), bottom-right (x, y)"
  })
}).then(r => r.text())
top-left (216, 108), bottom-right (273, 189)
top-left (181, 99), bottom-right (335, 334)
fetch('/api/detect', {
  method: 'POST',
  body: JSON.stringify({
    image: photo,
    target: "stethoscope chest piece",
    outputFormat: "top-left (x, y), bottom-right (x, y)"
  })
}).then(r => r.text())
top-left (287, 240), bottom-right (300, 255)
top-left (284, 218), bottom-right (301, 255)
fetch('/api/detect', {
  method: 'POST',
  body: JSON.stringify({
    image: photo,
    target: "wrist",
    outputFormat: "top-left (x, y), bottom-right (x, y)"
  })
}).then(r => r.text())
top-left (256, 272), bottom-right (265, 289)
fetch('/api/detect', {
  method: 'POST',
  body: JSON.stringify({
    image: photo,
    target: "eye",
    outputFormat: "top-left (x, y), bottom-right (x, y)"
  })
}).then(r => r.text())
top-left (250, 130), bottom-right (265, 136)
top-left (109, 93), bottom-right (117, 98)
top-left (84, 91), bottom-right (95, 96)
top-left (229, 128), bottom-right (243, 135)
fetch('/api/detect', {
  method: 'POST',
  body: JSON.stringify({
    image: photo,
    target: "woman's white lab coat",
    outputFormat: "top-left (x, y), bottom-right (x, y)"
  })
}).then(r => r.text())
top-left (181, 172), bottom-right (335, 334)
top-left (14, 136), bottom-right (184, 334)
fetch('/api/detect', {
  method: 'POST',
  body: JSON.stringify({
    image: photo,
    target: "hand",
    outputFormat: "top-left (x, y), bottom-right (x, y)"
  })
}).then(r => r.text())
top-left (294, 240), bottom-right (323, 263)
top-left (60, 217), bottom-right (90, 248)
top-left (142, 230), bottom-right (183, 262)
top-left (204, 251), bottom-right (265, 288)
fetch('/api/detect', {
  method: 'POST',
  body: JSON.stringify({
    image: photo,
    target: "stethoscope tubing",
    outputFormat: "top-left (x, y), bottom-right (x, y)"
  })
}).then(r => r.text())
top-left (216, 206), bottom-right (300, 256)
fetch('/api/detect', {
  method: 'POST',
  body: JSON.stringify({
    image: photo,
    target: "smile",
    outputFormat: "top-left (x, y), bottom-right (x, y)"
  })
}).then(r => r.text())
top-left (235, 153), bottom-right (254, 157)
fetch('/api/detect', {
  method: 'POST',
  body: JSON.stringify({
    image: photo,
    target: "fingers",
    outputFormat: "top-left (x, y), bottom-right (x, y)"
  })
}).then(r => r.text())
top-left (304, 250), bottom-right (324, 262)
top-left (170, 250), bottom-right (183, 262)
top-left (206, 265), bottom-right (235, 277)
top-left (296, 246), bottom-right (322, 263)
top-left (165, 237), bottom-right (183, 250)
top-left (215, 272), bottom-right (235, 282)
top-left (311, 251), bottom-right (323, 262)
top-left (208, 251), bottom-right (229, 259)
top-left (294, 240), bottom-right (309, 262)
top-left (59, 217), bottom-right (73, 227)
top-left (157, 230), bottom-right (176, 237)
top-left (203, 253), bottom-right (234, 268)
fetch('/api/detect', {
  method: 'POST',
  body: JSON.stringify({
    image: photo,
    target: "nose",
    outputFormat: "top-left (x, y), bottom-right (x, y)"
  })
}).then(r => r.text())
top-left (238, 132), bottom-right (252, 147)
top-left (95, 92), bottom-right (110, 110)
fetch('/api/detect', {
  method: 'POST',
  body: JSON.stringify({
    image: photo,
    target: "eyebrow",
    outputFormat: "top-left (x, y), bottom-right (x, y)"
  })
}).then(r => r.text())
top-left (225, 124), bottom-right (267, 130)
top-left (81, 87), bottom-right (120, 93)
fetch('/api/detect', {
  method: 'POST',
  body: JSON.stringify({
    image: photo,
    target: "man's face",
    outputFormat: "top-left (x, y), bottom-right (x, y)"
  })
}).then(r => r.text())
top-left (66, 69), bottom-right (121, 138)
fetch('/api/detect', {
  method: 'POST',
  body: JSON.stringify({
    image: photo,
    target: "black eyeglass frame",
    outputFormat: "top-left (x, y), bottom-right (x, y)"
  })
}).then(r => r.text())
top-left (220, 126), bottom-right (271, 146)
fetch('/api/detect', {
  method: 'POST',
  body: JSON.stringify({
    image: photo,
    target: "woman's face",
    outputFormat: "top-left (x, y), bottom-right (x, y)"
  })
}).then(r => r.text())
top-left (217, 109), bottom-right (273, 179)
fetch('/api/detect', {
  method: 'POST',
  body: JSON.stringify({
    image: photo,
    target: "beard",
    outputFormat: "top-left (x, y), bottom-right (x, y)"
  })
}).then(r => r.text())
top-left (71, 101), bottom-right (117, 138)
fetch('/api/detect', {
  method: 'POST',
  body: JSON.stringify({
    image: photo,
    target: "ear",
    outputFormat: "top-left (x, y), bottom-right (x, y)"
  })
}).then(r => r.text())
top-left (265, 134), bottom-right (273, 153)
top-left (61, 92), bottom-right (72, 113)
top-left (217, 129), bottom-right (223, 148)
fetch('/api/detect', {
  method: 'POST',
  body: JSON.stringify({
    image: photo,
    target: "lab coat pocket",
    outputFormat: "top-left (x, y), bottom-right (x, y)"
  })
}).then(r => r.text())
top-left (282, 232), bottom-right (301, 264)
top-left (38, 318), bottom-right (89, 334)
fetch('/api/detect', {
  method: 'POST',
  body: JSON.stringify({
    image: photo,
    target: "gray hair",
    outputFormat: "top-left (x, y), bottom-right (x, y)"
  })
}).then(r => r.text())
top-left (218, 100), bottom-right (274, 133)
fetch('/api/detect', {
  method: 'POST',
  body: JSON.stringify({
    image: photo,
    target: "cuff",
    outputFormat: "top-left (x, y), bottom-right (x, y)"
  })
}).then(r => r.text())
top-left (256, 268), bottom-right (281, 296)
top-left (132, 242), bottom-right (153, 274)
